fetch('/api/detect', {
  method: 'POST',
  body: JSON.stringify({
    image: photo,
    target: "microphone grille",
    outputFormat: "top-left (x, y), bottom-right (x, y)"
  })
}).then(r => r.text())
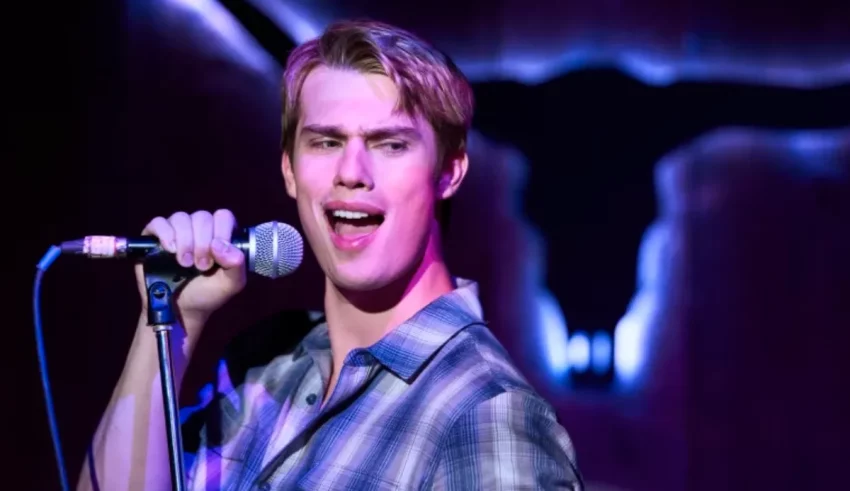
top-left (249, 221), bottom-right (304, 279)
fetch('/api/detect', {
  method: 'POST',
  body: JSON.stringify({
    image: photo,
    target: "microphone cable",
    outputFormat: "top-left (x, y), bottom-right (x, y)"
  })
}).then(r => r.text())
top-left (33, 245), bottom-right (70, 491)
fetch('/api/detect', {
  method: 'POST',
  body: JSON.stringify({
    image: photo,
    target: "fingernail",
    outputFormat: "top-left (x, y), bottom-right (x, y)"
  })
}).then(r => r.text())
top-left (167, 241), bottom-right (177, 253)
top-left (197, 257), bottom-right (210, 269)
top-left (181, 252), bottom-right (193, 266)
top-left (211, 238), bottom-right (226, 253)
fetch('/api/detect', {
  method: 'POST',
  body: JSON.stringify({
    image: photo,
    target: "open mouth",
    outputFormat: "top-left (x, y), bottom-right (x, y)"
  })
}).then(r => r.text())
top-left (325, 209), bottom-right (385, 237)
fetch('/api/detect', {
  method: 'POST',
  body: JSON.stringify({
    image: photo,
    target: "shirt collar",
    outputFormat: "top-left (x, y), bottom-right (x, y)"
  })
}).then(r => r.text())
top-left (294, 278), bottom-right (485, 382)
top-left (366, 278), bottom-right (484, 381)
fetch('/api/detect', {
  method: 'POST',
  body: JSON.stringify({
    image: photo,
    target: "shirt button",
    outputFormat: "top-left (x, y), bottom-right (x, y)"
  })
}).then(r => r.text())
top-left (257, 482), bottom-right (271, 491)
top-left (306, 393), bottom-right (318, 405)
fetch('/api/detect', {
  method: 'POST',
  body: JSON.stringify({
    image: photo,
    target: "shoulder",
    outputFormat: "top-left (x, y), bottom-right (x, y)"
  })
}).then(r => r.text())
top-left (434, 390), bottom-right (583, 490)
top-left (427, 325), bottom-right (584, 489)
top-left (429, 322), bottom-right (568, 436)
top-left (435, 322), bottom-right (539, 401)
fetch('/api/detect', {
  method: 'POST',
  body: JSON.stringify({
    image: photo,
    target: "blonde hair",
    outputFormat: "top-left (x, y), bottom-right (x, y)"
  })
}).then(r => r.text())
top-left (280, 20), bottom-right (475, 162)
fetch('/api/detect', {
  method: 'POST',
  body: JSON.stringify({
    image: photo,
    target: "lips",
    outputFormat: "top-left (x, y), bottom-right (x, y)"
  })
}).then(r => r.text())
top-left (323, 200), bottom-right (386, 251)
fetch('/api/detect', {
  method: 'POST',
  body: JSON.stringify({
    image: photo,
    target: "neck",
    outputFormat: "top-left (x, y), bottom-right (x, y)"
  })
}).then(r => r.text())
top-left (323, 230), bottom-right (454, 378)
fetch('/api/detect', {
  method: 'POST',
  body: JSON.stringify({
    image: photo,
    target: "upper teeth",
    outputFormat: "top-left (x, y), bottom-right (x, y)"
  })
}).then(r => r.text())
top-left (332, 210), bottom-right (370, 219)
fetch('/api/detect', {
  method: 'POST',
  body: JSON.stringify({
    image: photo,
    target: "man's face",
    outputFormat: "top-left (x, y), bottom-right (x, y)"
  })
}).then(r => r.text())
top-left (282, 66), bottom-right (465, 292)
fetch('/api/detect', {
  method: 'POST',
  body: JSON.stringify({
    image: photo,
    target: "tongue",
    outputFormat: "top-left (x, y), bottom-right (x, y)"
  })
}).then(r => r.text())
top-left (334, 219), bottom-right (380, 236)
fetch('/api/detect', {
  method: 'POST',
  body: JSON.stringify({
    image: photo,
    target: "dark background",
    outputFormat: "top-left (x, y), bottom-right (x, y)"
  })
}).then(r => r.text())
top-left (11, 0), bottom-right (850, 489)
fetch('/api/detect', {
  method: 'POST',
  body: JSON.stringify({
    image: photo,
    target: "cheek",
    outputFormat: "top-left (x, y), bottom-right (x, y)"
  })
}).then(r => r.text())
top-left (386, 168), bottom-right (437, 217)
top-left (292, 170), bottom-right (328, 229)
top-left (293, 166), bottom-right (327, 201)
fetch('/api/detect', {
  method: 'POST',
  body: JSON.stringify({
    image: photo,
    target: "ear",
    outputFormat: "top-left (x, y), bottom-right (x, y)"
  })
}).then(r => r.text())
top-left (281, 152), bottom-right (297, 199)
top-left (437, 151), bottom-right (469, 200)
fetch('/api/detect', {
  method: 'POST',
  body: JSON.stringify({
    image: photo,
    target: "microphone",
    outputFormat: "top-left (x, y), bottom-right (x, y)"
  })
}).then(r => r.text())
top-left (59, 221), bottom-right (304, 279)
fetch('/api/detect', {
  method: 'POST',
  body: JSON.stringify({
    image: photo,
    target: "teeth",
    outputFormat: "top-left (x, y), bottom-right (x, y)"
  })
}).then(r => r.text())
top-left (332, 210), bottom-right (371, 220)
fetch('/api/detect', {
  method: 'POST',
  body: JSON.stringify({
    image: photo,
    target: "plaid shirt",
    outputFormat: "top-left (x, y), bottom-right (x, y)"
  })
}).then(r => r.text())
top-left (181, 279), bottom-right (583, 490)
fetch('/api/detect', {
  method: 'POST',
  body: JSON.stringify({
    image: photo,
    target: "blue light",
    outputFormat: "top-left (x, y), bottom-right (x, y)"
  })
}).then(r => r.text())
top-left (459, 46), bottom-right (850, 88)
top-left (166, 0), bottom-right (279, 75)
top-left (612, 176), bottom-right (679, 388)
top-left (611, 127), bottom-right (850, 391)
top-left (536, 289), bottom-right (571, 377)
top-left (245, 0), bottom-right (325, 45)
top-left (591, 331), bottom-right (612, 375)
top-left (567, 332), bottom-right (591, 373)
top-left (252, 3), bottom-right (850, 89)
top-left (786, 130), bottom-right (850, 177)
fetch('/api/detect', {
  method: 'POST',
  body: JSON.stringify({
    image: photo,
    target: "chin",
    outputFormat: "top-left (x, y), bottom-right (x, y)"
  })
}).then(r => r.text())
top-left (327, 264), bottom-right (396, 293)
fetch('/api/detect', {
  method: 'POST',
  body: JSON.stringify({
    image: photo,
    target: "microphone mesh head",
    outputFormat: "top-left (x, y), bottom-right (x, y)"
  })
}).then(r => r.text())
top-left (250, 221), bottom-right (304, 279)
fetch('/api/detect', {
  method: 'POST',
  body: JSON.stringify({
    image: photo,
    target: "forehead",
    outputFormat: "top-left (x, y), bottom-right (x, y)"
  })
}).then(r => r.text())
top-left (298, 66), bottom-right (424, 131)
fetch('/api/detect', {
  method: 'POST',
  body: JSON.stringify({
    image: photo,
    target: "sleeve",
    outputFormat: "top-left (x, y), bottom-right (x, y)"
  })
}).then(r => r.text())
top-left (430, 391), bottom-right (584, 490)
top-left (180, 357), bottom-right (252, 490)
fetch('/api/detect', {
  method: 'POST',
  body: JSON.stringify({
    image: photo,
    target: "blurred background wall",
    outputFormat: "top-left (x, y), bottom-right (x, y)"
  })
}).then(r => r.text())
top-left (11, 0), bottom-right (850, 489)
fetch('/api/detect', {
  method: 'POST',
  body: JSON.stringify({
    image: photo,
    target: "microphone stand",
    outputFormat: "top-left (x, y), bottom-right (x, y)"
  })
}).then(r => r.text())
top-left (142, 251), bottom-right (195, 491)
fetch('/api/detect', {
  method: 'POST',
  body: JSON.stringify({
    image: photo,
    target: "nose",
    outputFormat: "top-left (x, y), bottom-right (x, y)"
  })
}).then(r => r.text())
top-left (333, 140), bottom-right (374, 190)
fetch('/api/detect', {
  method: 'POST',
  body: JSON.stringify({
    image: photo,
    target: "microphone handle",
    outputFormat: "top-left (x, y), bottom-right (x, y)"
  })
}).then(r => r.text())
top-left (60, 231), bottom-right (250, 258)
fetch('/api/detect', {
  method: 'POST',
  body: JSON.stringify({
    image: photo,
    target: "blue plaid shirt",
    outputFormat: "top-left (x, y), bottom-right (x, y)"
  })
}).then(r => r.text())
top-left (181, 279), bottom-right (582, 490)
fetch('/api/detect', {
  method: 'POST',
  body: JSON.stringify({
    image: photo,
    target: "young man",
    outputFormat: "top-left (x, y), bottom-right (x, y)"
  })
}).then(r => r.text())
top-left (79, 20), bottom-right (583, 490)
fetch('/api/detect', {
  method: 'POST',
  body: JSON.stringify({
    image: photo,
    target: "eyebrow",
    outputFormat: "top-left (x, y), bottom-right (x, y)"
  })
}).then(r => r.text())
top-left (300, 124), bottom-right (422, 141)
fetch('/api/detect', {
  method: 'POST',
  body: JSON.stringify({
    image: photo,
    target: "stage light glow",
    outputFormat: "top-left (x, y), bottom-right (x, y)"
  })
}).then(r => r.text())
top-left (567, 333), bottom-right (591, 373)
top-left (611, 127), bottom-right (850, 390)
top-left (612, 166), bottom-right (679, 388)
top-left (613, 295), bottom-right (654, 385)
top-left (250, 2), bottom-right (850, 89)
top-left (246, 0), bottom-right (324, 45)
top-left (786, 130), bottom-right (850, 177)
top-left (461, 47), bottom-right (850, 88)
top-left (166, 0), bottom-right (278, 74)
top-left (591, 331), bottom-right (613, 375)
top-left (536, 290), bottom-right (571, 377)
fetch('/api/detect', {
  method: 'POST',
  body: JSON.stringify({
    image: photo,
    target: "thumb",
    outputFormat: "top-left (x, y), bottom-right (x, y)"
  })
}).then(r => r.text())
top-left (210, 238), bottom-right (245, 272)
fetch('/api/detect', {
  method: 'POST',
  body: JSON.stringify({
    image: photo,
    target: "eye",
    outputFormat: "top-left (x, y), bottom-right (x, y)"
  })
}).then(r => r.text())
top-left (378, 141), bottom-right (409, 154)
top-left (310, 139), bottom-right (341, 150)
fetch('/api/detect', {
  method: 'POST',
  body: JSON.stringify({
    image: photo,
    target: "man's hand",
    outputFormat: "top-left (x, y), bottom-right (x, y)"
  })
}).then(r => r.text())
top-left (135, 209), bottom-right (246, 335)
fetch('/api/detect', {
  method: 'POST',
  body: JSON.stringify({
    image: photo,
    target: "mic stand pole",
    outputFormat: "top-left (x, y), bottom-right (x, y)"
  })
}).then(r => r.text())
top-left (143, 251), bottom-right (194, 491)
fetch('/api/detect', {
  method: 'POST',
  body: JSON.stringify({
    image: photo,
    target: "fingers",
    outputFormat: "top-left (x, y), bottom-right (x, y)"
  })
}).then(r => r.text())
top-left (143, 209), bottom-right (242, 271)
top-left (192, 210), bottom-right (217, 271)
top-left (212, 208), bottom-right (237, 242)
top-left (142, 216), bottom-right (177, 253)
top-left (169, 211), bottom-right (194, 267)
top-left (211, 209), bottom-right (244, 269)
top-left (143, 209), bottom-right (243, 271)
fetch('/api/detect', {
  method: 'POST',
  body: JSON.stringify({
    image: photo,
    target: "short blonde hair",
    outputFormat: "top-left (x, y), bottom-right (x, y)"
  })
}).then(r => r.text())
top-left (281, 20), bottom-right (475, 162)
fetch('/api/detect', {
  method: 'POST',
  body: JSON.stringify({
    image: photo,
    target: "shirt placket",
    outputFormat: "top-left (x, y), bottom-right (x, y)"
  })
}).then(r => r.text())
top-left (260, 369), bottom-right (325, 470)
top-left (252, 350), bottom-right (379, 490)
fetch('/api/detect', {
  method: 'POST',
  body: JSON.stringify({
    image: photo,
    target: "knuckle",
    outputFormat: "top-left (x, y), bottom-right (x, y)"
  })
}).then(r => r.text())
top-left (213, 208), bottom-right (236, 225)
top-left (143, 216), bottom-right (168, 234)
top-left (168, 212), bottom-right (193, 237)
top-left (191, 209), bottom-right (213, 222)
top-left (168, 210), bottom-right (190, 222)
top-left (213, 208), bottom-right (234, 219)
top-left (213, 209), bottom-right (237, 240)
top-left (195, 236), bottom-right (211, 251)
